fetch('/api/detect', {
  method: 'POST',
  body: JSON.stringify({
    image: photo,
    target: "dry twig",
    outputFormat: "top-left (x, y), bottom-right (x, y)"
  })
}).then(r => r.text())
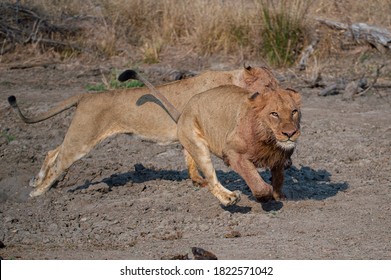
top-left (0, 2), bottom-right (82, 54)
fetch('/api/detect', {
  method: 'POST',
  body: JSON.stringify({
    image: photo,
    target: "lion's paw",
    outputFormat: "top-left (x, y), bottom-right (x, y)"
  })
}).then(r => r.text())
top-left (253, 185), bottom-right (273, 203)
top-left (29, 188), bottom-right (47, 197)
top-left (221, 190), bottom-right (241, 206)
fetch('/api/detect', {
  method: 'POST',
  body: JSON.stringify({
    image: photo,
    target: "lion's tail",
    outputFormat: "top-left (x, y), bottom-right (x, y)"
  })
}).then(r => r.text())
top-left (7, 94), bottom-right (82, 124)
top-left (118, 69), bottom-right (181, 123)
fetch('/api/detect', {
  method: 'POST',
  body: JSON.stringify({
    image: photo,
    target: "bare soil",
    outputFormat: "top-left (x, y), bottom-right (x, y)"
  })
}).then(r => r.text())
top-left (0, 54), bottom-right (390, 260)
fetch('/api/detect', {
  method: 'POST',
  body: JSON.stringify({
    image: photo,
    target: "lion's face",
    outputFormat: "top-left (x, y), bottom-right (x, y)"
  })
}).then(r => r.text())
top-left (252, 88), bottom-right (301, 150)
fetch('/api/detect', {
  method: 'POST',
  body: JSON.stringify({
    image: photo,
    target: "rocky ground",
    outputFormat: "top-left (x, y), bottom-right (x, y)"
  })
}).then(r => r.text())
top-left (0, 54), bottom-right (390, 259)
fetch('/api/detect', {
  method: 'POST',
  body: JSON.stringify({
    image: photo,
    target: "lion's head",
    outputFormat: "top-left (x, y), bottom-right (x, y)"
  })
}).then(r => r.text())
top-left (239, 66), bottom-right (279, 93)
top-left (249, 86), bottom-right (301, 152)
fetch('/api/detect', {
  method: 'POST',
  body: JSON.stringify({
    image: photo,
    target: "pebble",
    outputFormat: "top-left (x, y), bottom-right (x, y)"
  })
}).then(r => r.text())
top-left (198, 224), bottom-right (210, 231)
top-left (224, 230), bottom-right (242, 238)
top-left (86, 183), bottom-right (110, 193)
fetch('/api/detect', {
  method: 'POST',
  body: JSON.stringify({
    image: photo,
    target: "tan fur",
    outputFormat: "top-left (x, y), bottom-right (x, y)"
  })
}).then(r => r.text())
top-left (9, 66), bottom-right (277, 197)
top-left (176, 84), bottom-right (301, 206)
top-left (131, 69), bottom-right (301, 206)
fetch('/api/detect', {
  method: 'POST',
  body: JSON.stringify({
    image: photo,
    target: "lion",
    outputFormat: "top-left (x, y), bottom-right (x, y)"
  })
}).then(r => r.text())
top-left (128, 69), bottom-right (301, 206)
top-left (8, 66), bottom-right (279, 197)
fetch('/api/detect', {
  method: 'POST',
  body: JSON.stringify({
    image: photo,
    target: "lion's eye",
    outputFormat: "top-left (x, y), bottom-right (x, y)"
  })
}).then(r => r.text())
top-left (271, 112), bottom-right (279, 118)
top-left (292, 109), bottom-right (298, 116)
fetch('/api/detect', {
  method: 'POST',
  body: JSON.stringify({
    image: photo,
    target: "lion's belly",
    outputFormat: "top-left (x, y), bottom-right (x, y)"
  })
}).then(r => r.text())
top-left (119, 113), bottom-right (178, 145)
top-left (82, 94), bottom-right (180, 146)
top-left (130, 123), bottom-right (178, 145)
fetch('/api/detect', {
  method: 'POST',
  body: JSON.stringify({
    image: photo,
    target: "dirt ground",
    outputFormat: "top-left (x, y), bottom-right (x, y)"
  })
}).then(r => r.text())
top-left (0, 52), bottom-right (390, 260)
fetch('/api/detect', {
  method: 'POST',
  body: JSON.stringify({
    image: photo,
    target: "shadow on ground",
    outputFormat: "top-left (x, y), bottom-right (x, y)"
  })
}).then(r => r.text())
top-left (71, 163), bottom-right (348, 202)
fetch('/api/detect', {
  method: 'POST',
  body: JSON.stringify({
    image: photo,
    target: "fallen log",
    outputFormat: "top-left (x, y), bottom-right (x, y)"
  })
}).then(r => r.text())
top-left (319, 65), bottom-right (385, 99)
top-left (318, 81), bottom-right (346, 96)
top-left (317, 18), bottom-right (391, 52)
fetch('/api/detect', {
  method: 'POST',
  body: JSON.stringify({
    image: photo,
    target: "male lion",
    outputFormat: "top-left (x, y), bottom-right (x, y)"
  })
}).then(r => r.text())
top-left (8, 66), bottom-right (276, 197)
top-left (128, 69), bottom-right (301, 206)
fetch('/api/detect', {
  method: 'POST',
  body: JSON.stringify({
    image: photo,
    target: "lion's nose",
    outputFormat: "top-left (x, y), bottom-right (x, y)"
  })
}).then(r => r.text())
top-left (282, 129), bottom-right (297, 138)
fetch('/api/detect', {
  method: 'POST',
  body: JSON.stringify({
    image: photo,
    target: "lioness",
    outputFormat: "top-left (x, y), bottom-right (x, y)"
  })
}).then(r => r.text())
top-left (128, 70), bottom-right (301, 205)
top-left (8, 66), bottom-right (276, 197)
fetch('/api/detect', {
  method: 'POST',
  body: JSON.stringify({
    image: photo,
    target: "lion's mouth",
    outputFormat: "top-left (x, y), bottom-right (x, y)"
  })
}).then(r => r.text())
top-left (277, 139), bottom-right (296, 150)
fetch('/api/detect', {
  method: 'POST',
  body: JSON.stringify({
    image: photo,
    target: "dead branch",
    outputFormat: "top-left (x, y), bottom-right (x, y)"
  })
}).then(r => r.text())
top-left (317, 18), bottom-right (391, 52)
top-left (372, 83), bottom-right (391, 89)
top-left (318, 81), bottom-right (346, 96)
top-left (354, 64), bottom-right (384, 97)
top-left (8, 61), bottom-right (59, 70)
top-left (303, 72), bottom-right (325, 88)
top-left (316, 18), bottom-right (348, 30)
top-left (342, 77), bottom-right (367, 100)
top-left (298, 37), bottom-right (319, 71)
top-left (0, 2), bottom-right (82, 52)
top-left (319, 65), bottom-right (385, 99)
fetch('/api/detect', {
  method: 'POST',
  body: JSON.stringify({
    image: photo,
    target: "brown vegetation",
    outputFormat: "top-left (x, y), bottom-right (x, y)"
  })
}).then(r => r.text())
top-left (1, 0), bottom-right (389, 67)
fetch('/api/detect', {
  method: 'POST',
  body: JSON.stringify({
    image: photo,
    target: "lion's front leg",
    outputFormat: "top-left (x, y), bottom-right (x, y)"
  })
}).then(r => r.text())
top-left (179, 141), bottom-right (240, 206)
top-left (271, 165), bottom-right (286, 201)
top-left (185, 146), bottom-right (240, 206)
top-left (225, 152), bottom-right (273, 202)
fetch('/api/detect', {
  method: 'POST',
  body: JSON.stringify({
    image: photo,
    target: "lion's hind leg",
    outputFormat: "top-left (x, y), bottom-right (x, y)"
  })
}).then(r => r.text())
top-left (29, 141), bottom-right (94, 197)
top-left (30, 146), bottom-right (61, 188)
top-left (29, 142), bottom-right (81, 197)
top-left (29, 114), bottom-right (118, 197)
top-left (29, 154), bottom-right (65, 197)
top-left (183, 149), bottom-right (208, 187)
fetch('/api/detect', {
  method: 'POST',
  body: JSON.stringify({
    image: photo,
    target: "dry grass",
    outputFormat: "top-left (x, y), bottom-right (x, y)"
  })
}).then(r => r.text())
top-left (3, 0), bottom-right (391, 66)
top-left (260, 0), bottom-right (313, 66)
top-left (96, 0), bottom-right (265, 58)
top-left (313, 0), bottom-right (391, 26)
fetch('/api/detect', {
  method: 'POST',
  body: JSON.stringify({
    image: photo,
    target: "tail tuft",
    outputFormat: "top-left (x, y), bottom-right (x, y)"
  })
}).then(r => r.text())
top-left (118, 69), bottom-right (138, 82)
top-left (8, 96), bottom-right (17, 107)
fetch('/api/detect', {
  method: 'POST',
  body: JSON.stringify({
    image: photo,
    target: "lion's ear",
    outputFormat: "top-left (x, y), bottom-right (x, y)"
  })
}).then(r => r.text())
top-left (286, 88), bottom-right (301, 106)
top-left (243, 66), bottom-right (277, 87)
top-left (248, 91), bottom-right (260, 100)
top-left (244, 65), bottom-right (256, 77)
top-left (243, 66), bottom-right (257, 86)
top-left (244, 64), bottom-right (252, 71)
